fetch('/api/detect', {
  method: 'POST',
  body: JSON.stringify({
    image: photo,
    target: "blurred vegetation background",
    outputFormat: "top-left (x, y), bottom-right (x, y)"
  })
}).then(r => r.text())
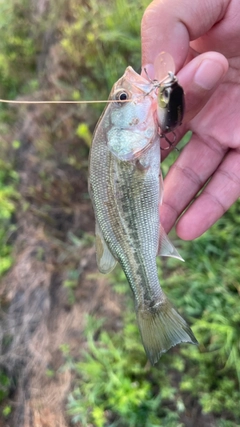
top-left (0, 0), bottom-right (239, 426)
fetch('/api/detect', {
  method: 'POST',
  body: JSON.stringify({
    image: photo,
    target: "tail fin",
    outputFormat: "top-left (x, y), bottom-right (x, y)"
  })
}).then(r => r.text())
top-left (137, 298), bottom-right (197, 365)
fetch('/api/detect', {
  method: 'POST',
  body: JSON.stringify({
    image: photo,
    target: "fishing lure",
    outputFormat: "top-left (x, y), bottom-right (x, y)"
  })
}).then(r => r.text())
top-left (150, 52), bottom-right (185, 147)
top-left (157, 71), bottom-right (185, 133)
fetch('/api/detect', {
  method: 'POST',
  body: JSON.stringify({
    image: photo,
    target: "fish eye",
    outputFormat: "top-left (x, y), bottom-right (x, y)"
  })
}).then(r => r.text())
top-left (119, 92), bottom-right (127, 100)
top-left (114, 89), bottom-right (129, 103)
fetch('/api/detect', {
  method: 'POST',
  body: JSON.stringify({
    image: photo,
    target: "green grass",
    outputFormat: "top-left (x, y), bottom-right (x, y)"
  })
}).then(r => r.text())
top-left (67, 199), bottom-right (240, 426)
top-left (0, 0), bottom-right (37, 102)
top-left (60, 0), bottom-right (149, 117)
top-left (66, 314), bottom-right (185, 427)
top-left (0, 157), bottom-right (18, 418)
top-left (0, 158), bottom-right (18, 276)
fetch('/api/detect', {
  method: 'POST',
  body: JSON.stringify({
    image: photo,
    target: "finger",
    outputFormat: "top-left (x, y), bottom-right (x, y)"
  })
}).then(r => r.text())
top-left (141, 0), bottom-right (229, 70)
top-left (160, 133), bottom-right (228, 232)
top-left (177, 52), bottom-right (228, 123)
top-left (191, 2), bottom-right (240, 57)
top-left (176, 149), bottom-right (240, 239)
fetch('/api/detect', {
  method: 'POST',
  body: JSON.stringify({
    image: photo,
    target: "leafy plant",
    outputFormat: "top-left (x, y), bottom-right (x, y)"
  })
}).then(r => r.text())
top-left (0, 158), bottom-right (18, 276)
top-left (67, 314), bottom-right (186, 427)
top-left (171, 200), bottom-right (240, 422)
top-left (66, 162), bottom-right (240, 426)
top-left (0, 0), bottom-right (37, 100)
top-left (60, 0), bottom-right (149, 115)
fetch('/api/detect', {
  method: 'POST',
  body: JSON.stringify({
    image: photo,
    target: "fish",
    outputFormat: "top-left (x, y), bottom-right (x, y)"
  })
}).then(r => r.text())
top-left (88, 66), bottom-right (197, 364)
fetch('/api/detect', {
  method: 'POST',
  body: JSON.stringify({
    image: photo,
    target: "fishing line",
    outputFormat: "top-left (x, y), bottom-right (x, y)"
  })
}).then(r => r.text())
top-left (0, 98), bottom-right (137, 105)
top-left (0, 82), bottom-right (161, 105)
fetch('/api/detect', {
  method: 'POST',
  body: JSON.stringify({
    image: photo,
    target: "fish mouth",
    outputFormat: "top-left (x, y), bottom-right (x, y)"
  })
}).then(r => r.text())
top-left (120, 66), bottom-right (157, 97)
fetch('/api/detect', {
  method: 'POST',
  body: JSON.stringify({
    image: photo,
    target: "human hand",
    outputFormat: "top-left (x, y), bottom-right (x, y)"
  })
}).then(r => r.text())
top-left (141, 0), bottom-right (240, 240)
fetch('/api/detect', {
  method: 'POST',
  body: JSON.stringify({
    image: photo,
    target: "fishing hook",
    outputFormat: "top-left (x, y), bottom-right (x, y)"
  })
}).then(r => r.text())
top-left (160, 131), bottom-right (179, 152)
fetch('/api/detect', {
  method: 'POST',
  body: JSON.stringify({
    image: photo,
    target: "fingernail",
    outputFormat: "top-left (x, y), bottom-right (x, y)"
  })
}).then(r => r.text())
top-left (141, 63), bottom-right (154, 79)
top-left (194, 60), bottom-right (225, 90)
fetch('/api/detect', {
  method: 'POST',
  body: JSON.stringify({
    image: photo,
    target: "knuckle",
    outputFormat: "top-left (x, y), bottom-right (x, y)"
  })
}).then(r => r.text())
top-left (203, 190), bottom-right (226, 214)
top-left (172, 163), bottom-right (203, 186)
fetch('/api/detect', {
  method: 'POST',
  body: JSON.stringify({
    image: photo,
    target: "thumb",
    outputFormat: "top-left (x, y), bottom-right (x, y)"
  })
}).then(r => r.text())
top-left (175, 51), bottom-right (228, 124)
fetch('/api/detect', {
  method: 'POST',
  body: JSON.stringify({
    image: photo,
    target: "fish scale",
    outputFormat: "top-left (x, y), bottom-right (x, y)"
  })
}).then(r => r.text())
top-left (93, 146), bottom-right (161, 304)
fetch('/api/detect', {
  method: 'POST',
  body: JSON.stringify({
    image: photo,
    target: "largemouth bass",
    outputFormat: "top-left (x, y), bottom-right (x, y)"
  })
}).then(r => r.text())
top-left (88, 67), bottom-right (197, 364)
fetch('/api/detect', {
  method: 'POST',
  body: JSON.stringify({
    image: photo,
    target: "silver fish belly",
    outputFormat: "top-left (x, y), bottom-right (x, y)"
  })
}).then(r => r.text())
top-left (89, 67), bottom-right (197, 364)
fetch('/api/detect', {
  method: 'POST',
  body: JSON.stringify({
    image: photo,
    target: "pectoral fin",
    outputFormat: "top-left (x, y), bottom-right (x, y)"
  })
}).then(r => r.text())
top-left (95, 221), bottom-right (117, 274)
top-left (158, 224), bottom-right (184, 261)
